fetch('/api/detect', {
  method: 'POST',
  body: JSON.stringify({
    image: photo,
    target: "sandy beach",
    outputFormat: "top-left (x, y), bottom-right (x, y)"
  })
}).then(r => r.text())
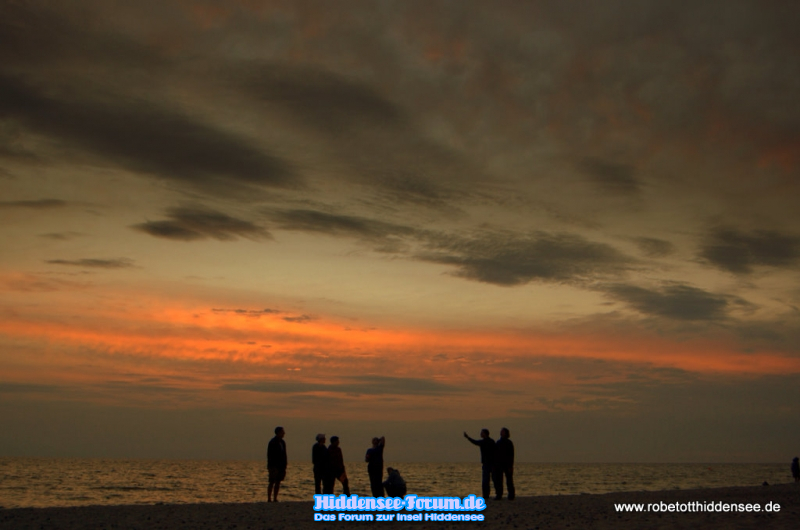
top-left (2, 483), bottom-right (797, 530)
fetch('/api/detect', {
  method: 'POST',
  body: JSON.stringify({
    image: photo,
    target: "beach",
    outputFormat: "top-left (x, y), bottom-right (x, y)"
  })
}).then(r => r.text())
top-left (2, 483), bottom-right (796, 530)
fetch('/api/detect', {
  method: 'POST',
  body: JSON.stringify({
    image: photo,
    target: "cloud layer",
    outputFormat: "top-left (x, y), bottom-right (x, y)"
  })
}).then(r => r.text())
top-left (420, 231), bottom-right (633, 286)
top-left (2, 0), bottom-right (799, 462)
top-left (133, 207), bottom-right (271, 241)
top-left (0, 74), bottom-right (296, 197)
top-left (700, 228), bottom-right (800, 274)
top-left (45, 258), bottom-right (136, 269)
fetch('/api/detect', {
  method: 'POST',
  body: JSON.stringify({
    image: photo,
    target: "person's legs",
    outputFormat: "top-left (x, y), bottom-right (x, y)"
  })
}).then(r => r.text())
top-left (505, 467), bottom-right (515, 500)
top-left (268, 467), bottom-right (284, 501)
top-left (369, 468), bottom-right (383, 496)
top-left (314, 470), bottom-right (323, 494)
top-left (480, 465), bottom-right (492, 499)
top-left (492, 468), bottom-right (503, 499)
top-left (341, 476), bottom-right (351, 495)
top-left (323, 474), bottom-right (335, 494)
top-left (372, 479), bottom-right (383, 496)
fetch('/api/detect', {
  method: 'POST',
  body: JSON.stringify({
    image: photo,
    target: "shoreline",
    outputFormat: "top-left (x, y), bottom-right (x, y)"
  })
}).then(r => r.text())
top-left (2, 483), bottom-right (797, 529)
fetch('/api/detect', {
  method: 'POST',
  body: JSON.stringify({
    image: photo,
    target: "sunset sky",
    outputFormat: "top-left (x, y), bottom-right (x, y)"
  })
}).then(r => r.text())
top-left (2, 0), bottom-right (800, 463)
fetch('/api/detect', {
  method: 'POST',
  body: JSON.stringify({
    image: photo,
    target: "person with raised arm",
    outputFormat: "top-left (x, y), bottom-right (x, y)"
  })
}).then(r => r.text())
top-left (365, 436), bottom-right (385, 497)
top-left (464, 429), bottom-right (496, 500)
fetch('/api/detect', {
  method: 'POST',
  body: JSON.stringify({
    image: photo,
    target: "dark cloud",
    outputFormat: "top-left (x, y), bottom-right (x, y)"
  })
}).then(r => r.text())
top-left (0, 272), bottom-right (90, 292)
top-left (0, 199), bottom-right (66, 209)
top-left (133, 207), bottom-right (271, 241)
top-left (418, 231), bottom-right (633, 286)
top-left (282, 315), bottom-right (314, 323)
top-left (0, 74), bottom-right (296, 197)
top-left (578, 369), bottom-right (699, 398)
top-left (45, 258), bottom-right (136, 269)
top-left (269, 211), bottom-right (636, 286)
top-left (371, 172), bottom-right (466, 210)
top-left (4, 6), bottom-right (470, 212)
top-left (1, 119), bottom-right (40, 163)
top-left (579, 158), bottom-right (641, 194)
top-left (268, 208), bottom-right (417, 240)
top-left (211, 308), bottom-right (282, 316)
top-left (0, 1), bottom-right (163, 71)
top-left (0, 382), bottom-right (60, 393)
top-left (222, 375), bottom-right (459, 396)
top-left (700, 228), bottom-right (800, 274)
top-left (208, 307), bottom-right (313, 323)
top-left (242, 64), bottom-right (404, 134)
top-left (346, 375), bottom-right (460, 395)
top-left (96, 381), bottom-right (192, 396)
top-left (240, 63), bottom-right (470, 209)
top-left (633, 237), bottom-right (676, 258)
top-left (39, 231), bottom-right (83, 240)
top-left (0, 144), bottom-right (37, 162)
top-left (529, 395), bottom-right (625, 412)
top-left (735, 322), bottom-right (792, 346)
top-left (605, 283), bottom-right (730, 321)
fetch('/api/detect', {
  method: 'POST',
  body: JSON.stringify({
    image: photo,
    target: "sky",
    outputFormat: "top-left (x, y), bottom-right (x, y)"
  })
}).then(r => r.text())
top-left (1, 0), bottom-right (800, 463)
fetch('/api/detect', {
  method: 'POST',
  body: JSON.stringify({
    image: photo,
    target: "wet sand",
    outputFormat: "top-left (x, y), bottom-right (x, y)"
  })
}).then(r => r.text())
top-left (2, 483), bottom-right (797, 529)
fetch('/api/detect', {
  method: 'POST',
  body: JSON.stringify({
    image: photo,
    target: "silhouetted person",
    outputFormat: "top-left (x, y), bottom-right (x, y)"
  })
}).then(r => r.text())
top-left (383, 467), bottom-right (407, 497)
top-left (267, 426), bottom-right (287, 502)
top-left (464, 429), bottom-right (496, 499)
top-left (493, 427), bottom-right (515, 500)
top-left (792, 457), bottom-right (800, 483)
top-left (365, 436), bottom-right (385, 497)
top-left (312, 433), bottom-right (334, 494)
top-left (328, 436), bottom-right (351, 495)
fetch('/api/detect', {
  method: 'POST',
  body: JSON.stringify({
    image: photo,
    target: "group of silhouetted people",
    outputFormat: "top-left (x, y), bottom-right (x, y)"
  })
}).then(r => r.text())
top-left (274, 427), bottom-right (515, 502)
top-left (316, 433), bottom-right (406, 497)
top-left (272, 426), bottom-right (514, 502)
top-left (464, 427), bottom-right (515, 500)
top-left (266, 427), bottom-right (406, 501)
top-left (270, 426), bottom-right (800, 503)
top-left (312, 433), bottom-right (352, 495)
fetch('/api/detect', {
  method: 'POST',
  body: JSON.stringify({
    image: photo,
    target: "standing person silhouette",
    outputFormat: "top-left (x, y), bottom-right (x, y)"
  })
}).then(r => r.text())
top-left (493, 427), bottom-right (515, 500)
top-left (328, 436), bottom-right (351, 495)
top-left (312, 434), bottom-right (333, 494)
top-left (464, 429), bottom-right (495, 500)
top-left (266, 426), bottom-right (287, 502)
top-left (365, 436), bottom-right (385, 497)
top-left (792, 457), bottom-right (800, 483)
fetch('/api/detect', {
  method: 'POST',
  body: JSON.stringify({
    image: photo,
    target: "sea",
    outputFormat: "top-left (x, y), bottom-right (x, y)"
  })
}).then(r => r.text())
top-left (0, 458), bottom-right (792, 509)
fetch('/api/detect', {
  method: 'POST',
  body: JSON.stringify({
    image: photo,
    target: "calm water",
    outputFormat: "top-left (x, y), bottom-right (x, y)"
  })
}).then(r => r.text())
top-left (0, 458), bottom-right (791, 509)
